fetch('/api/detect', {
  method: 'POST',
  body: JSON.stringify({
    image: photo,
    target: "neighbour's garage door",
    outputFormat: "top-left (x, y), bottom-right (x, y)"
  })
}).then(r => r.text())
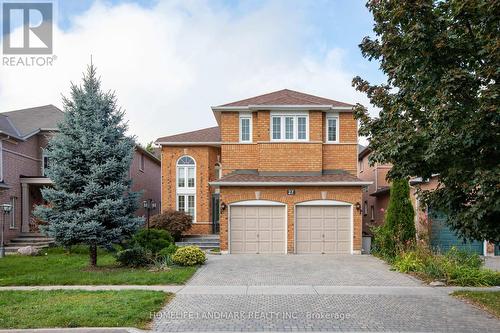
top-left (429, 209), bottom-right (483, 255)
top-left (296, 206), bottom-right (351, 254)
top-left (230, 206), bottom-right (286, 254)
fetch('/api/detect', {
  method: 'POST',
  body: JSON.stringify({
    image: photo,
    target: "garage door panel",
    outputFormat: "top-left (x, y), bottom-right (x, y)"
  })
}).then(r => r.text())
top-left (244, 242), bottom-right (258, 253)
top-left (230, 205), bottom-right (286, 254)
top-left (296, 206), bottom-right (351, 254)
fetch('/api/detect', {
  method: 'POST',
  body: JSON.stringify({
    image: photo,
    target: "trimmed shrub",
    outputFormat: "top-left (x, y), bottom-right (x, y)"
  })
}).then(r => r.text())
top-left (158, 244), bottom-right (178, 258)
top-left (131, 229), bottom-right (174, 254)
top-left (372, 179), bottom-right (415, 259)
top-left (150, 210), bottom-right (192, 240)
top-left (172, 246), bottom-right (206, 266)
top-left (115, 247), bottom-right (152, 267)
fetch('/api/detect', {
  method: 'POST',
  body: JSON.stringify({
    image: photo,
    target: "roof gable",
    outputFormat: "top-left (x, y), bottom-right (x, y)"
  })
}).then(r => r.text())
top-left (219, 89), bottom-right (354, 108)
top-left (1, 105), bottom-right (64, 137)
top-left (156, 126), bottom-right (220, 144)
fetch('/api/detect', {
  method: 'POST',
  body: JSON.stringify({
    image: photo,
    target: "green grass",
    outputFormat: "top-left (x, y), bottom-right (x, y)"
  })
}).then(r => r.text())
top-left (453, 291), bottom-right (500, 317)
top-left (0, 247), bottom-right (197, 286)
top-left (0, 290), bottom-right (170, 329)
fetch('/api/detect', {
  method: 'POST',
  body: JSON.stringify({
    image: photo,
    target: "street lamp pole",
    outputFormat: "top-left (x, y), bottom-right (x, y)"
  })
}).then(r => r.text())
top-left (0, 203), bottom-right (13, 258)
top-left (142, 199), bottom-right (157, 230)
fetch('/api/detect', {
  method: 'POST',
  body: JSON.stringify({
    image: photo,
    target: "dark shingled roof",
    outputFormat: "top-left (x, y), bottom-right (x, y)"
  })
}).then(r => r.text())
top-left (156, 126), bottom-right (220, 144)
top-left (219, 89), bottom-right (354, 107)
top-left (211, 171), bottom-right (368, 185)
top-left (1, 105), bottom-right (64, 137)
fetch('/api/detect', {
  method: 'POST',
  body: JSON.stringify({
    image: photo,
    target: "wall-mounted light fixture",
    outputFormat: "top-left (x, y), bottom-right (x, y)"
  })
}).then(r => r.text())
top-left (355, 202), bottom-right (362, 214)
top-left (220, 202), bottom-right (227, 212)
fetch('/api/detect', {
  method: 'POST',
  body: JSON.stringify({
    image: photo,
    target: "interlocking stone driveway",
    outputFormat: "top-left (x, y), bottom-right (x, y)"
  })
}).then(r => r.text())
top-left (188, 254), bottom-right (420, 286)
top-left (154, 255), bottom-right (500, 332)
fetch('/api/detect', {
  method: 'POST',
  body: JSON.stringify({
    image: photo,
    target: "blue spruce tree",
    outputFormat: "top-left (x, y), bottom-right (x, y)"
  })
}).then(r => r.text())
top-left (34, 64), bottom-right (143, 266)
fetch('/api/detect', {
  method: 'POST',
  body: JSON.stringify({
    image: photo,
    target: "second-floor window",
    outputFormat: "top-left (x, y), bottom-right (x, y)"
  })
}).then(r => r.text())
top-left (271, 113), bottom-right (308, 141)
top-left (42, 150), bottom-right (49, 177)
top-left (139, 153), bottom-right (145, 172)
top-left (239, 114), bottom-right (252, 143)
top-left (326, 116), bottom-right (339, 143)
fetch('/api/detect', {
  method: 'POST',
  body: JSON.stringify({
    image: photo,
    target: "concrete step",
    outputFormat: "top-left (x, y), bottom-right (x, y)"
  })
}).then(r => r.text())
top-left (6, 241), bottom-right (53, 247)
top-left (182, 234), bottom-right (220, 239)
top-left (176, 241), bottom-right (220, 247)
top-left (176, 241), bottom-right (220, 250)
top-left (9, 237), bottom-right (54, 243)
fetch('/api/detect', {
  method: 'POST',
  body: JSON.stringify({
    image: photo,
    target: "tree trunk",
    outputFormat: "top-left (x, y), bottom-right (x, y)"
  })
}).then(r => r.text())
top-left (89, 243), bottom-right (97, 267)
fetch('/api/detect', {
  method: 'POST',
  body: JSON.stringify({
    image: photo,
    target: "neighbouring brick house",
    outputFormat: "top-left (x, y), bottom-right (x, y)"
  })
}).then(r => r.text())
top-left (358, 147), bottom-right (495, 256)
top-left (156, 89), bottom-right (372, 254)
top-left (0, 105), bottom-right (161, 247)
top-left (357, 146), bottom-right (392, 235)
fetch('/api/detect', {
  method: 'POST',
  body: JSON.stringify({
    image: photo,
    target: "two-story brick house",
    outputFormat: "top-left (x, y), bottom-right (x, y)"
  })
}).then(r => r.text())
top-left (0, 105), bottom-right (161, 251)
top-left (157, 89), bottom-right (371, 254)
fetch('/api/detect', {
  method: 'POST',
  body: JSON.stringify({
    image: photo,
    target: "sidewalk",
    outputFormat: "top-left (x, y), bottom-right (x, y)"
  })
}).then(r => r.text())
top-left (0, 284), bottom-right (497, 295)
top-left (0, 285), bottom-right (182, 292)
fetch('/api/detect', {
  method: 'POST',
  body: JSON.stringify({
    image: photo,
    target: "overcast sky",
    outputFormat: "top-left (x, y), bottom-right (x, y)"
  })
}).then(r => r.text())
top-left (0, 0), bottom-right (384, 145)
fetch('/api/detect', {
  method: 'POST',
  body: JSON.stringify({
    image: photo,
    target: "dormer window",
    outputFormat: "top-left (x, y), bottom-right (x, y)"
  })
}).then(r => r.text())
top-left (270, 112), bottom-right (309, 141)
top-left (239, 113), bottom-right (252, 143)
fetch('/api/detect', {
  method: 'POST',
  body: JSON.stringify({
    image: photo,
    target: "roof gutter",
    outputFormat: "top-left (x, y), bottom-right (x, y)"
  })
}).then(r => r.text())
top-left (155, 141), bottom-right (221, 147)
top-left (211, 105), bottom-right (353, 112)
top-left (209, 181), bottom-right (373, 187)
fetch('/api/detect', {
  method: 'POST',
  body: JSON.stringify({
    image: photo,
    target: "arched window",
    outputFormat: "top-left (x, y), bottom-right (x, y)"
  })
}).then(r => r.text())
top-left (176, 156), bottom-right (196, 219)
top-left (215, 162), bottom-right (222, 180)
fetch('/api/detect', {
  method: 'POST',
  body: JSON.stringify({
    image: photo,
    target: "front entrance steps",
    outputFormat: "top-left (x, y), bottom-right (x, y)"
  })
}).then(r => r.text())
top-left (176, 234), bottom-right (220, 251)
top-left (5, 233), bottom-right (55, 253)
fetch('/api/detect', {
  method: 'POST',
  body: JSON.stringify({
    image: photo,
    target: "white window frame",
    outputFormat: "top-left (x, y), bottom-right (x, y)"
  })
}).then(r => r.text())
top-left (41, 149), bottom-right (50, 177)
top-left (176, 156), bottom-right (196, 222)
top-left (270, 112), bottom-right (309, 142)
top-left (325, 114), bottom-right (339, 143)
top-left (239, 113), bottom-right (252, 143)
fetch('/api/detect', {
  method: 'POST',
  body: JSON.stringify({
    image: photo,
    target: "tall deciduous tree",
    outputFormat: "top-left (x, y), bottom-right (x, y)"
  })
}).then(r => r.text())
top-left (353, 0), bottom-right (499, 242)
top-left (35, 64), bottom-right (143, 266)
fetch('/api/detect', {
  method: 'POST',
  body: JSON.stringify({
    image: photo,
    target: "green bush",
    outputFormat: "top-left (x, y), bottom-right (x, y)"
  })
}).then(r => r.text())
top-left (371, 179), bottom-right (416, 259)
top-left (115, 247), bottom-right (152, 267)
top-left (444, 247), bottom-right (483, 269)
top-left (131, 229), bottom-right (174, 254)
top-left (393, 251), bottom-right (425, 272)
top-left (158, 244), bottom-right (178, 258)
top-left (391, 245), bottom-right (500, 286)
top-left (172, 246), bottom-right (206, 266)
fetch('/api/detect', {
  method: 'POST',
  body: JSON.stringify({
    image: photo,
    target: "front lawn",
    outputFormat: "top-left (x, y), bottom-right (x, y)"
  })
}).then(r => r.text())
top-left (0, 247), bottom-right (196, 286)
top-left (453, 291), bottom-right (500, 318)
top-left (0, 290), bottom-right (170, 329)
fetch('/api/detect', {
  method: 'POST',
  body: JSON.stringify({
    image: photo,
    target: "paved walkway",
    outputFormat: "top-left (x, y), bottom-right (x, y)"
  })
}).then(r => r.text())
top-left (153, 255), bottom-right (500, 332)
top-left (0, 285), bottom-right (182, 292)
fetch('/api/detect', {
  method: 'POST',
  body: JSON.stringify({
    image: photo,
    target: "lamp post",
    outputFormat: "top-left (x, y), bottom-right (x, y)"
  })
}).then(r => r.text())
top-left (143, 199), bottom-right (157, 230)
top-left (0, 203), bottom-right (12, 258)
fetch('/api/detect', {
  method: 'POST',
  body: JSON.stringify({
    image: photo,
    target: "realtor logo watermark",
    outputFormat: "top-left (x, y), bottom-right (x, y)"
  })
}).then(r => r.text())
top-left (2, 0), bottom-right (56, 66)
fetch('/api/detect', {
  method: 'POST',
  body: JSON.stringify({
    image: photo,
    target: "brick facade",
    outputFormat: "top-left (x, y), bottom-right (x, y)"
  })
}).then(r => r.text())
top-left (160, 145), bottom-right (220, 234)
top-left (158, 90), bottom-right (365, 251)
top-left (218, 186), bottom-right (363, 253)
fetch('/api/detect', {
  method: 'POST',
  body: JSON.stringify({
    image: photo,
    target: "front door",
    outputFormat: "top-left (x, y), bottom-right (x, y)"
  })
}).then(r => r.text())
top-left (211, 194), bottom-right (220, 234)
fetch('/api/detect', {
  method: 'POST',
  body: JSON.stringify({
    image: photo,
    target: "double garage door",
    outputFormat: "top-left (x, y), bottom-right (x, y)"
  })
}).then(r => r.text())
top-left (229, 205), bottom-right (351, 254)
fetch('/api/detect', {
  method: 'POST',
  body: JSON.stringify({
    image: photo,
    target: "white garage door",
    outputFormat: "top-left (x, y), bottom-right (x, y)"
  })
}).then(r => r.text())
top-left (296, 206), bottom-right (351, 254)
top-left (230, 206), bottom-right (286, 254)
